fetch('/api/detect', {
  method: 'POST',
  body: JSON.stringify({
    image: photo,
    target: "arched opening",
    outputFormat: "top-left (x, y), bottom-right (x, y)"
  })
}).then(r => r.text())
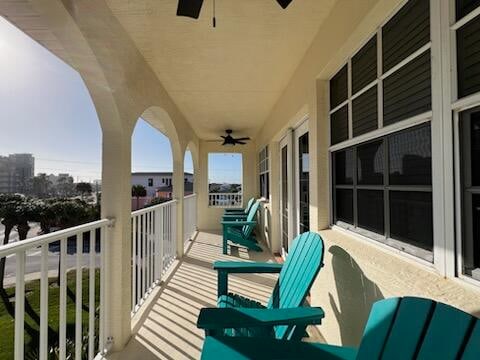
top-left (131, 118), bottom-right (174, 210)
top-left (0, 15), bottom-right (103, 358)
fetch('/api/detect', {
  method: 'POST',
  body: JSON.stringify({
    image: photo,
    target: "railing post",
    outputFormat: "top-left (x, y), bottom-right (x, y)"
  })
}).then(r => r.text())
top-left (101, 129), bottom-right (132, 352)
top-left (173, 158), bottom-right (184, 258)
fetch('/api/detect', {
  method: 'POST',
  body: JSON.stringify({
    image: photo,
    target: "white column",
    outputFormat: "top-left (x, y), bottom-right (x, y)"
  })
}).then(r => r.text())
top-left (173, 157), bottom-right (185, 257)
top-left (101, 128), bottom-right (132, 351)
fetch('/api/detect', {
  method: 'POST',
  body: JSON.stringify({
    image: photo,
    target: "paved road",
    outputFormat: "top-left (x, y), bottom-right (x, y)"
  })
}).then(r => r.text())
top-left (0, 223), bottom-right (101, 287)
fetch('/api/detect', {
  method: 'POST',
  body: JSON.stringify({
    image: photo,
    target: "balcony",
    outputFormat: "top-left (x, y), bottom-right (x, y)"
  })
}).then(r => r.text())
top-left (2, 0), bottom-right (480, 359)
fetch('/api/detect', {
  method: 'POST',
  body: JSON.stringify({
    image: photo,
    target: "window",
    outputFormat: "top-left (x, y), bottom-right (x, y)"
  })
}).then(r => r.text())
top-left (330, 0), bottom-right (433, 261)
top-left (329, 0), bottom-right (431, 145)
top-left (460, 108), bottom-right (480, 280)
top-left (208, 153), bottom-right (243, 208)
top-left (454, 1), bottom-right (480, 282)
top-left (333, 124), bottom-right (433, 260)
top-left (148, 178), bottom-right (153, 187)
top-left (259, 146), bottom-right (270, 199)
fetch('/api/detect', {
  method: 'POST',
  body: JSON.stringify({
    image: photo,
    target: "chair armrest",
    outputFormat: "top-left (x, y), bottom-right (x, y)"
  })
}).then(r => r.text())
top-left (222, 213), bottom-right (247, 218)
top-left (221, 220), bottom-right (256, 226)
top-left (197, 307), bottom-right (324, 331)
top-left (224, 209), bottom-right (246, 213)
top-left (214, 261), bottom-right (282, 274)
top-left (215, 261), bottom-right (282, 297)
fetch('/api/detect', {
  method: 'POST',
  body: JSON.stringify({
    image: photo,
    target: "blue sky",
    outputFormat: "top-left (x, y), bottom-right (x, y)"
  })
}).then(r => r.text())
top-left (0, 16), bottom-right (241, 184)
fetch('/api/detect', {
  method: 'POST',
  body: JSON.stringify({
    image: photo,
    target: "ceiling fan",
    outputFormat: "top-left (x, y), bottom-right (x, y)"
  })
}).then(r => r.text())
top-left (209, 129), bottom-right (251, 146)
top-left (177, 0), bottom-right (294, 21)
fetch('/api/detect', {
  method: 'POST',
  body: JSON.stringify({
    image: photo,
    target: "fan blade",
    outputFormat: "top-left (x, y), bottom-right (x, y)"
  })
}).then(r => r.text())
top-left (235, 141), bottom-right (247, 145)
top-left (220, 135), bottom-right (227, 139)
top-left (276, 0), bottom-right (293, 9)
top-left (234, 137), bottom-right (250, 141)
top-left (177, 0), bottom-right (204, 19)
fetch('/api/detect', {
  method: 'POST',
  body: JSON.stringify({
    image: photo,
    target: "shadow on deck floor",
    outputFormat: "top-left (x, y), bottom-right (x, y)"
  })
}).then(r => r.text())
top-left (109, 231), bottom-right (277, 360)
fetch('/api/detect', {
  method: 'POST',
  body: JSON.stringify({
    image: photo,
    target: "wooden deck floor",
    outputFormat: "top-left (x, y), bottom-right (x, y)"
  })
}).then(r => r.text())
top-left (109, 231), bottom-right (277, 360)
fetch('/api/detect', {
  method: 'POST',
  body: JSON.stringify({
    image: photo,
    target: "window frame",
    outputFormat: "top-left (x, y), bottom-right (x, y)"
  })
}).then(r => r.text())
top-left (258, 146), bottom-right (270, 200)
top-left (329, 0), bottom-right (435, 264)
top-left (451, 1), bottom-right (480, 286)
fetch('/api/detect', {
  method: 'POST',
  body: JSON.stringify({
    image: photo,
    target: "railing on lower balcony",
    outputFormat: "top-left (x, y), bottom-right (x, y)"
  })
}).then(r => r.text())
top-left (0, 218), bottom-right (113, 360)
top-left (131, 199), bottom-right (177, 314)
top-left (183, 194), bottom-right (197, 244)
top-left (208, 192), bottom-right (243, 208)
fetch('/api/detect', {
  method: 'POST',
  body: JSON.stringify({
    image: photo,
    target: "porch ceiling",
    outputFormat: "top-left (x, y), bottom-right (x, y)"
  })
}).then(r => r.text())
top-left (105, 0), bottom-right (336, 140)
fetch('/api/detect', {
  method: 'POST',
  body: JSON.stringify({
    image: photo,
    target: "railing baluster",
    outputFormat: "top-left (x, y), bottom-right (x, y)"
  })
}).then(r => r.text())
top-left (40, 244), bottom-right (49, 360)
top-left (14, 251), bottom-right (25, 360)
top-left (132, 217), bottom-right (136, 312)
top-left (75, 233), bottom-right (83, 360)
top-left (142, 213), bottom-right (146, 300)
top-left (59, 238), bottom-right (67, 360)
top-left (159, 206), bottom-right (164, 277)
top-left (88, 230), bottom-right (95, 360)
top-left (147, 212), bottom-right (152, 292)
top-left (99, 225), bottom-right (106, 354)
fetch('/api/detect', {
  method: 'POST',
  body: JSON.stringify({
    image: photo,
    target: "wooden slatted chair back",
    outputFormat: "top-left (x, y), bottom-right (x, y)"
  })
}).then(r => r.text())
top-left (267, 232), bottom-right (325, 340)
top-left (244, 198), bottom-right (255, 214)
top-left (242, 201), bottom-right (260, 237)
top-left (357, 296), bottom-right (480, 360)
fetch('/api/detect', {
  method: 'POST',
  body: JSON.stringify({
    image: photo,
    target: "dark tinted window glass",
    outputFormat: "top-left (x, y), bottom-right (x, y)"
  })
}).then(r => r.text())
top-left (472, 194), bottom-right (480, 268)
top-left (353, 86), bottom-right (378, 137)
top-left (383, 50), bottom-right (431, 126)
top-left (358, 190), bottom-right (384, 234)
top-left (335, 149), bottom-right (354, 185)
top-left (352, 36), bottom-right (377, 94)
top-left (357, 140), bottom-right (384, 185)
top-left (330, 65), bottom-right (348, 109)
top-left (281, 146), bottom-right (288, 251)
top-left (456, 0), bottom-right (480, 21)
top-left (390, 191), bottom-right (433, 251)
top-left (457, 17), bottom-right (480, 98)
top-left (472, 113), bottom-right (480, 186)
top-left (389, 124), bottom-right (432, 185)
top-left (331, 105), bottom-right (349, 145)
top-left (336, 189), bottom-right (353, 224)
top-left (382, 0), bottom-right (430, 73)
top-left (298, 133), bottom-right (309, 233)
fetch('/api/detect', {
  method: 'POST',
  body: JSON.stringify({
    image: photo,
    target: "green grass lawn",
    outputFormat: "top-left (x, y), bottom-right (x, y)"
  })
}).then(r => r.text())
top-left (0, 269), bottom-right (100, 360)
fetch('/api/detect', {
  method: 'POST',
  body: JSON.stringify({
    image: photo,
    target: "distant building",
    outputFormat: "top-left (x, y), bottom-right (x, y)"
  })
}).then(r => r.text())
top-left (0, 153), bottom-right (34, 193)
top-left (131, 172), bottom-right (194, 197)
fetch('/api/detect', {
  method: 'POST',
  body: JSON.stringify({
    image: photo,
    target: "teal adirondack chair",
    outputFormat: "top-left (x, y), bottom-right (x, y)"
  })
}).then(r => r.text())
top-left (222, 199), bottom-right (257, 222)
top-left (224, 197), bottom-right (255, 215)
top-left (200, 296), bottom-right (480, 360)
top-left (197, 232), bottom-right (325, 341)
top-left (221, 201), bottom-right (261, 254)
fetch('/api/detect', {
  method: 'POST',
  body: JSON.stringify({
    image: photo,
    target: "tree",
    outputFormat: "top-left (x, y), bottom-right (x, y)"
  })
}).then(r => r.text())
top-left (0, 194), bottom-right (43, 289)
top-left (56, 175), bottom-right (75, 197)
top-left (76, 182), bottom-right (92, 200)
top-left (132, 184), bottom-right (147, 210)
top-left (31, 173), bottom-right (52, 198)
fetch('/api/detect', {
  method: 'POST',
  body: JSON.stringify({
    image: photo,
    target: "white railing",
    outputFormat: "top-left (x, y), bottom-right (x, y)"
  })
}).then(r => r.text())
top-left (208, 192), bottom-right (243, 208)
top-left (0, 219), bottom-right (113, 360)
top-left (183, 194), bottom-right (197, 244)
top-left (131, 199), bottom-right (177, 314)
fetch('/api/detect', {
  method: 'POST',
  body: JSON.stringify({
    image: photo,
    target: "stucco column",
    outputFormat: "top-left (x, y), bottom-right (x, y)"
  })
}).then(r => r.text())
top-left (101, 128), bottom-right (132, 351)
top-left (173, 157), bottom-right (185, 257)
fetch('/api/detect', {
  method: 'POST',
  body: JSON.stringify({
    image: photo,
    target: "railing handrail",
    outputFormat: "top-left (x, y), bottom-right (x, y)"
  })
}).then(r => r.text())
top-left (131, 198), bottom-right (178, 216)
top-left (183, 193), bottom-right (197, 200)
top-left (208, 192), bottom-right (243, 195)
top-left (0, 218), bottom-right (114, 258)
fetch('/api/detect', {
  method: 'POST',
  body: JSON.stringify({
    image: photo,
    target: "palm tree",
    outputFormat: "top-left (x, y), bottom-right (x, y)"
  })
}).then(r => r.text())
top-left (0, 195), bottom-right (43, 289)
top-left (76, 182), bottom-right (92, 200)
top-left (132, 184), bottom-right (147, 210)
